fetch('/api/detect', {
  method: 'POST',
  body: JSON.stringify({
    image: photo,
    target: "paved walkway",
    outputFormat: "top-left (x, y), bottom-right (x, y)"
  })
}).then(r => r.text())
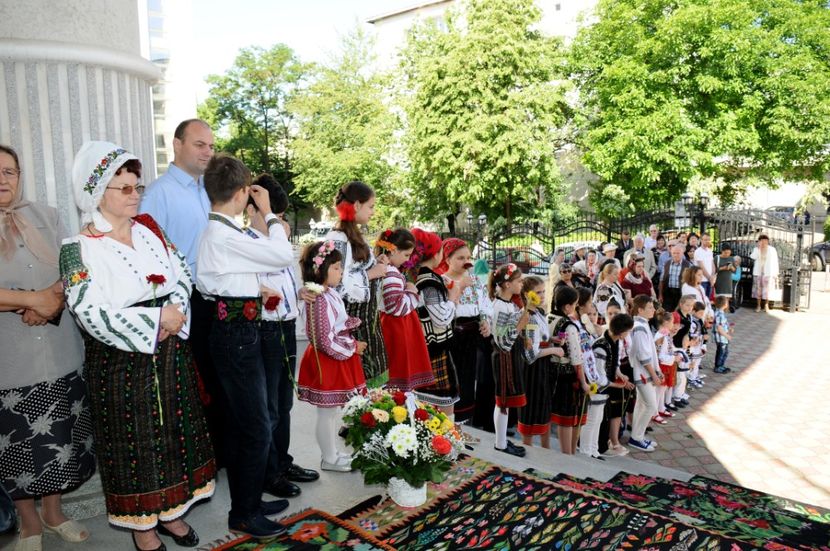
top-left (627, 272), bottom-right (830, 508)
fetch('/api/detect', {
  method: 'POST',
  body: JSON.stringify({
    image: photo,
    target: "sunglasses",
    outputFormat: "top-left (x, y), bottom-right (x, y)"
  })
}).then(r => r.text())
top-left (106, 184), bottom-right (146, 195)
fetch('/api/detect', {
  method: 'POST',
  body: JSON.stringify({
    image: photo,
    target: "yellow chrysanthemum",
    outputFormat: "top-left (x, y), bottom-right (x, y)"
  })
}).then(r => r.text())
top-left (426, 417), bottom-right (441, 433)
top-left (391, 406), bottom-right (407, 424)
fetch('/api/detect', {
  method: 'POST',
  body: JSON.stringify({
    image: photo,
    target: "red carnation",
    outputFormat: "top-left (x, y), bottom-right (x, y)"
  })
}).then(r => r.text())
top-left (146, 274), bottom-right (167, 286)
top-left (264, 295), bottom-right (281, 311)
top-left (392, 391), bottom-right (406, 406)
top-left (243, 300), bottom-right (258, 320)
top-left (431, 435), bottom-right (451, 455)
top-left (360, 412), bottom-right (376, 428)
top-left (414, 409), bottom-right (429, 421)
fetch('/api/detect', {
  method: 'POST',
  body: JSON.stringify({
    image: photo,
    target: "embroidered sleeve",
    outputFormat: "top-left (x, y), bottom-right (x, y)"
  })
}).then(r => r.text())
top-left (566, 325), bottom-right (584, 366)
top-left (306, 295), bottom-right (355, 361)
top-left (382, 269), bottom-right (417, 316)
top-left (60, 240), bottom-right (161, 355)
top-left (329, 233), bottom-right (370, 303)
top-left (592, 343), bottom-right (607, 375)
top-left (493, 302), bottom-right (521, 352)
top-left (477, 280), bottom-right (494, 319)
top-left (522, 311), bottom-right (544, 363)
top-left (631, 325), bottom-right (653, 365)
top-left (420, 285), bottom-right (455, 327)
top-left (158, 226), bottom-right (193, 337)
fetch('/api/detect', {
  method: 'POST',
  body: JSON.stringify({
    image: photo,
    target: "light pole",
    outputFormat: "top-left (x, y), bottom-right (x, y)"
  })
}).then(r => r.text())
top-left (682, 192), bottom-right (710, 235)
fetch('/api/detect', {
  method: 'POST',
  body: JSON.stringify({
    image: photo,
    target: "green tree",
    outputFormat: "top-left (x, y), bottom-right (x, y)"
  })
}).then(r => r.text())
top-left (399, 0), bottom-right (571, 226)
top-left (571, 0), bottom-right (830, 210)
top-left (289, 28), bottom-right (402, 228)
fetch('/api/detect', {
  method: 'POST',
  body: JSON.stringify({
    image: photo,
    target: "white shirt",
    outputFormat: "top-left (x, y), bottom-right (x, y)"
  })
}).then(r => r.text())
top-left (260, 266), bottom-right (301, 321)
top-left (681, 283), bottom-right (713, 317)
top-left (61, 220), bottom-right (193, 355)
top-left (444, 273), bottom-right (493, 320)
top-left (629, 316), bottom-right (658, 383)
top-left (694, 246), bottom-right (715, 278)
top-left (325, 229), bottom-right (375, 304)
top-left (196, 212), bottom-right (293, 298)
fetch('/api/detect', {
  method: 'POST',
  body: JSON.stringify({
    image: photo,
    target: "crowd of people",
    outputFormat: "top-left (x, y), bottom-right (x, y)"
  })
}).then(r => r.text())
top-left (0, 118), bottom-right (783, 550)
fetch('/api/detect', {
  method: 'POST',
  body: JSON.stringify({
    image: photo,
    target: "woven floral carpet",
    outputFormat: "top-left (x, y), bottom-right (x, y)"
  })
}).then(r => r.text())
top-left (337, 454), bottom-right (493, 536)
top-left (525, 468), bottom-right (830, 551)
top-left (381, 466), bottom-right (752, 550)
top-left (210, 509), bottom-right (395, 550)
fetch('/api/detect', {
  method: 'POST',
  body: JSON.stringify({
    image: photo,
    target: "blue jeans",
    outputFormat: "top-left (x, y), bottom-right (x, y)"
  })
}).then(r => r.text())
top-left (715, 342), bottom-right (729, 368)
top-left (210, 321), bottom-right (270, 522)
top-left (701, 281), bottom-right (712, 299)
top-left (260, 320), bottom-right (296, 482)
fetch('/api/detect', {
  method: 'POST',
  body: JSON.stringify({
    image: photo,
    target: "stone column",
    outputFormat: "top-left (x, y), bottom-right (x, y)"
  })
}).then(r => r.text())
top-left (0, 0), bottom-right (160, 231)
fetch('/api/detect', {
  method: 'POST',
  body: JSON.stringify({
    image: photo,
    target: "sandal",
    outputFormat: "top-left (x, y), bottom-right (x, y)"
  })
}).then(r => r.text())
top-left (15, 533), bottom-right (43, 551)
top-left (39, 512), bottom-right (90, 543)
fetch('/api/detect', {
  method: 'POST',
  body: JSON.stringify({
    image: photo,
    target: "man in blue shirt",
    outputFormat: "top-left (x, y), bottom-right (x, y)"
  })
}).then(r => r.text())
top-left (140, 119), bottom-right (225, 468)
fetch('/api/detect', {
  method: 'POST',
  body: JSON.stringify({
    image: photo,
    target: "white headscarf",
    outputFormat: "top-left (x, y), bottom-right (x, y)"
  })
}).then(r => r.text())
top-left (72, 141), bottom-right (138, 233)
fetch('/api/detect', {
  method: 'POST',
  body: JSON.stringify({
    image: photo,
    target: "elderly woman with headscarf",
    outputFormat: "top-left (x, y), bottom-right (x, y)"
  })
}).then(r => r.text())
top-left (59, 142), bottom-right (215, 551)
top-left (0, 145), bottom-right (95, 551)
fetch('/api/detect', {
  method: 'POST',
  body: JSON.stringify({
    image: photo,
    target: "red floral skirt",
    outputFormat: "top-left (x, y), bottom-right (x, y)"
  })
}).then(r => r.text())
top-left (297, 348), bottom-right (366, 407)
top-left (380, 311), bottom-right (435, 392)
top-left (659, 363), bottom-right (677, 388)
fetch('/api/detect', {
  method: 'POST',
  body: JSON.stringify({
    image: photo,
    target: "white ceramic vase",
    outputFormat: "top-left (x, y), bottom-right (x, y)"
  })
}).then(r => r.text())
top-left (387, 476), bottom-right (427, 508)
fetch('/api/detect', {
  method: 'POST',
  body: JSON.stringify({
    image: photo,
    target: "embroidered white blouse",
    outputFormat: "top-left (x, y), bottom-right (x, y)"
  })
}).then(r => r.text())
top-left (443, 273), bottom-right (493, 320)
top-left (523, 309), bottom-right (550, 364)
top-left (325, 229), bottom-right (376, 304)
top-left (381, 264), bottom-right (419, 317)
top-left (303, 288), bottom-right (359, 361)
top-left (492, 297), bottom-right (522, 353)
top-left (60, 219), bottom-right (192, 355)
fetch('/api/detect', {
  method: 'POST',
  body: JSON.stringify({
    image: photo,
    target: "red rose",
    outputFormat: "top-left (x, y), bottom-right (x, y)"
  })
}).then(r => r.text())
top-left (431, 435), bottom-right (451, 455)
top-left (393, 391), bottom-right (406, 406)
top-left (360, 412), bottom-right (376, 428)
top-left (264, 295), bottom-right (281, 311)
top-left (243, 300), bottom-right (258, 320)
top-left (414, 409), bottom-right (429, 421)
top-left (146, 274), bottom-right (167, 286)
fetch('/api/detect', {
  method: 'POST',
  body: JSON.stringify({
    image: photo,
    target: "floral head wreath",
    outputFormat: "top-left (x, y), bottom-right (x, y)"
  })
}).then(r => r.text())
top-left (500, 263), bottom-right (518, 282)
top-left (375, 229), bottom-right (397, 253)
top-left (312, 240), bottom-right (336, 272)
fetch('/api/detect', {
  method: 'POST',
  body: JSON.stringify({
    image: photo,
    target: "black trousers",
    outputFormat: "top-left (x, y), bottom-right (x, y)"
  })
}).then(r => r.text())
top-left (261, 320), bottom-right (296, 482)
top-left (661, 287), bottom-right (682, 312)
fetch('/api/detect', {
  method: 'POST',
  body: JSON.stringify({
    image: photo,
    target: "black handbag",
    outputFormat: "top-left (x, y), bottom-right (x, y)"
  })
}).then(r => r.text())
top-left (0, 484), bottom-right (15, 533)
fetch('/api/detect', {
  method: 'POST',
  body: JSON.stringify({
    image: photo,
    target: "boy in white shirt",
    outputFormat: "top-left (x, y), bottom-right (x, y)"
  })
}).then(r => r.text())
top-left (627, 295), bottom-right (663, 452)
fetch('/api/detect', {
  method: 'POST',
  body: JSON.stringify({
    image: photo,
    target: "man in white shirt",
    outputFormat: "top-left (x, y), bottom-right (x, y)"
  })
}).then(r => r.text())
top-left (693, 233), bottom-right (716, 297)
top-left (644, 224), bottom-right (659, 251)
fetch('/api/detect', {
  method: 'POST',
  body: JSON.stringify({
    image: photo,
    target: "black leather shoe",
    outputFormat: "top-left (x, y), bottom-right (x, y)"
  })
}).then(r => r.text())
top-left (264, 477), bottom-right (301, 498)
top-left (261, 499), bottom-right (290, 517)
top-left (285, 463), bottom-right (320, 483)
top-left (495, 441), bottom-right (526, 457)
top-left (229, 513), bottom-right (287, 539)
top-left (132, 531), bottom-right (167, 551)
top-left (157, 522), bottom-right (199, 547)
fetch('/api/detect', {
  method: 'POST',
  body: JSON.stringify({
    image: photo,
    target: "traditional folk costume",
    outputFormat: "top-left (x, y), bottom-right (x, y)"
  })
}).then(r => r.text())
top-left (379, 264), bottom-right (434, 392)
top-left (629, 316), bottom-right (660, 444)
top-left (578, 330), bottom-right (608, 458)
top-left (298, 288), bottom-right (367, 406)
top-left (594, 280), bottom-right (627, 320)
top-left (491, 297), bottom-right (528, 410)
top-left (413, 267), bottom-right (460, 408)
top-left (197, 206), bottom-right (293, 524)
top-left (517, 309), bottom-right (551, 437)
top-left (593, 331), bottom-right (622, 455)
top-left (549, 313), bottom-right (588, 427)
top-left (0, 199), bottom-right (94, 501)
top-left (655, 329), bottom-right (676, 414)
top-left (62, 140), bottom-right (214, 530)
top-left (673, 311), bottom-right (693, 404)
top-left (444, 268), bottom-right (494, 423)
top-left (326, 229), bottom-right (388, 386)
top-left (687, 315), bottom-right (706, 385)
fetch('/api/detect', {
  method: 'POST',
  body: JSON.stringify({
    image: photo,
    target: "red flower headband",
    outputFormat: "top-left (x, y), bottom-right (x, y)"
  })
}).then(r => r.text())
top-left (336, 201), bottom-right (356, 222)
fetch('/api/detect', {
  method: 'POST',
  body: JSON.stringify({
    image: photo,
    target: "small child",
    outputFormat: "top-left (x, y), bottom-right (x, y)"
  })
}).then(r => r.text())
top-left (592, 313), bottom-right (635, 457)
top-left (672, 296), bottom-right (696, 409)
top-left (731, 256), bottom-right (743, 312)
top-left (687, 301), bottom-right (707, 389)
top-left (376, 229), bottom-right (435, 391)
top-left (653, 312), bottom-right (677, 423)
top-left (713, 295), bottom-right (733, 373)
top-left (627, 294), bottom-right (662, 452)
top-left (297, 241), bottom-right (368, 473)
top-left (489, 263), bottom-right (529, 457)
top-left (518, 276), bottom-right (564, 449)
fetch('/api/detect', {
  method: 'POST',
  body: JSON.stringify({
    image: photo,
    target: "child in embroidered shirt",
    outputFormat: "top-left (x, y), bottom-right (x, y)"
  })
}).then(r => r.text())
top-left (376, 229), bottom-right (435, 392)
top-left (687, 301), bottom-right (707, 390)
top-left (653, 312), bottom-right (679, 424)
top-left (297, 241), bottom-right (367, 473)
top-left (489, 263), bottom-right (529, 457)
top-left (713, 295), bottom-right (733, 374)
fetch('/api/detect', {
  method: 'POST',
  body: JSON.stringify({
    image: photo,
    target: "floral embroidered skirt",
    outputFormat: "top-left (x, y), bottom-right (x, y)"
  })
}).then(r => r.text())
top-left (413, 348), bottom-right (460, 408)
top-left (518, 355), bottom-right (552, 436)
top-left (492, 339), bottom-right (527, 410)
top-left (297, 348), bottom-right (367, 407)
top-left (82, 333), bottom-right (216, 529)
top-left (380, 311), bottom-right (435, 393)
top-left (345, 281), bottom-right (388, 387)
top-left (550, 365), bottom-right (587, 427)
top-left (0, 369), bottom-right (95, 499)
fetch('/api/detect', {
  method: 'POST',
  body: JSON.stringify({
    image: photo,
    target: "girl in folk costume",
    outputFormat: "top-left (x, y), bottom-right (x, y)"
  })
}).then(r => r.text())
top-left (594, 262), bottom-right (628, 320)
top-left (653, 312), bottom-right (678, 424)
top-left (375, 229), bottom-right (434, 392)
top-left (592, 310), bottom-right (635, 457)
top-left (687, 301), bottom-right (708, 391)
top-left (549, 285), bottom-right (593, 455)
top-left (671, 295), bottom-right (696, 410)
top-left (489, 263), bottom-right (528, 457)
top-left (517, 276), bottom-right (564, 449)
top-left (297, 241), bottom-right (367, 473)
top-left (326, 181), bottom-right (389, 386)
top-left (61, 142), bottom-right (214, 548)
top-left (409, 228), bottom-right (467, 414)
top-left (437, 238), bottom-right (494, 426)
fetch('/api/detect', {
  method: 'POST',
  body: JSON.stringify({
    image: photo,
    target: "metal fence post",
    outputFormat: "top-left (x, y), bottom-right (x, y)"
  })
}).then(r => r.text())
top-left (792, 219), bottom-right (804, 312)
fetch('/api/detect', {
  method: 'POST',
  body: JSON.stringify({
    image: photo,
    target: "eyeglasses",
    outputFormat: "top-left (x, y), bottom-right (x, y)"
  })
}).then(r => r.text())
top-left (106, 184), bottom-right (145, 195)
top-left (0, 168), bottom-right (20, 178)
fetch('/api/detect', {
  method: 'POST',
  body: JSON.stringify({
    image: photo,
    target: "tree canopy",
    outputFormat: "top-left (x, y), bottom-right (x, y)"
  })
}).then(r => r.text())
top-left (399, 0), bottom-right (572, 226)
top-left (571, 0), bottom-right (830, 209)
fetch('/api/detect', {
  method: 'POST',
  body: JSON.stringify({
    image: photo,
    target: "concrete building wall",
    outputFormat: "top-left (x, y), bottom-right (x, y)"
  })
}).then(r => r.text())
top-left (0, 0), bottom-right (159, 231)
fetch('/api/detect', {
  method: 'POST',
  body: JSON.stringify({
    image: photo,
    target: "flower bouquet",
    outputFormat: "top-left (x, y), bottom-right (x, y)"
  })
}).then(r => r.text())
top-left (342, 389), bottom-right (464, 507)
